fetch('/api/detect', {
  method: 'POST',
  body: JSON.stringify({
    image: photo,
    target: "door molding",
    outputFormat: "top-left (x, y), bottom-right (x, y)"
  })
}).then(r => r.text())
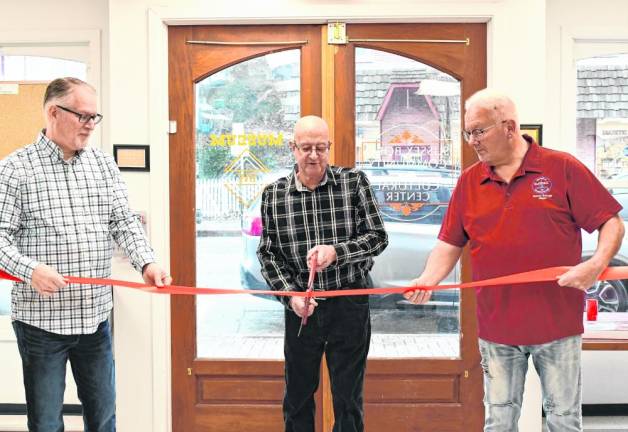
top-left (168, 21), bottom-right (486, 432)
top-left (148, 9), bottom-right (491, 431)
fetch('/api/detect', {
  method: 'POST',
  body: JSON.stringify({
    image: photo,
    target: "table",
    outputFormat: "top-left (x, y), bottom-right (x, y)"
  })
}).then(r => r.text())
top-left (583, 312), bottom-right (628, 350)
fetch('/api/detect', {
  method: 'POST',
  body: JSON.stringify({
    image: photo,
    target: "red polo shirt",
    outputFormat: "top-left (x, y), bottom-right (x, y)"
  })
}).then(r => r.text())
top-left (439, 138), bottom-right (623, 345)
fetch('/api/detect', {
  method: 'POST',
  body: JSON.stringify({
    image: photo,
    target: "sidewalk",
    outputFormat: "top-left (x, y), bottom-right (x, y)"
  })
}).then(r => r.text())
top-left (196, 218), bottom-right (241, 237)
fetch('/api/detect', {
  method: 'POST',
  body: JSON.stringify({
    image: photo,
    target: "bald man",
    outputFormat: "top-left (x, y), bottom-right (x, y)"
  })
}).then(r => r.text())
top-left (257, 116), bottom-right (388, 432)
top-left (405, 89), bottom-right (624, 432)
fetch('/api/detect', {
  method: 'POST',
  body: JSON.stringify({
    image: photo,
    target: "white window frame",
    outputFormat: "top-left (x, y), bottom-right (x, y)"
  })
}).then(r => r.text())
top-left (559, 25), bottom-right (628, 154)
top-left (0, 29), bottom-right (102, 149)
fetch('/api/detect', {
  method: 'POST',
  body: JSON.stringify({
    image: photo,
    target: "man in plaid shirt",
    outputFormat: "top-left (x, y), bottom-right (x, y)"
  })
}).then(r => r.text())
top-left (0, 77), bottom-right (171, 432)
top-left (257, 115), bottom-right (388, 432)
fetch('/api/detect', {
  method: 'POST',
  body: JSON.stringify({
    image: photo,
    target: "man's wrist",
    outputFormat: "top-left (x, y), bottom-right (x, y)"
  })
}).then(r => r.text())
top-left (333, 244), bottom-right (345, 266)
top-left (141, 262), bottom-right (154, 275)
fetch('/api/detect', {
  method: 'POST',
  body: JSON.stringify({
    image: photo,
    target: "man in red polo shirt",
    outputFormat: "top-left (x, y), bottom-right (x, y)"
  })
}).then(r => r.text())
top-left (404, 89), bottom-right (624, 432)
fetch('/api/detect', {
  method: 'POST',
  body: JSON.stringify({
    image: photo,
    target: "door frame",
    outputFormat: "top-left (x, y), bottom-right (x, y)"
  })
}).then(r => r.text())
top-left (148, 10), bottom-right (492, 432)
top-left (168, 22), bottom-right (486, 432)
top-left (168, 24), bottom-right (324, 432)
top-left (330, 23), bottom-right (486, 431)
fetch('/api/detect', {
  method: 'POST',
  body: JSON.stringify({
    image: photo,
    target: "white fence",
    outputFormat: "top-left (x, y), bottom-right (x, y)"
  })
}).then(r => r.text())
top-left (196, 178), bottom-right (265, 220)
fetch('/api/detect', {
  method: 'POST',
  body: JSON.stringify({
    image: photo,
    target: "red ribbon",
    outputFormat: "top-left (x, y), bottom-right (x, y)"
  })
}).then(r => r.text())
top-left (1, 266), bottom-right (627, 297)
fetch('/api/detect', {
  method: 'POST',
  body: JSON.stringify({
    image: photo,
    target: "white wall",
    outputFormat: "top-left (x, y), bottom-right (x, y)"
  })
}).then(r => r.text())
top-left (15, 0), bottom-right (628, 430)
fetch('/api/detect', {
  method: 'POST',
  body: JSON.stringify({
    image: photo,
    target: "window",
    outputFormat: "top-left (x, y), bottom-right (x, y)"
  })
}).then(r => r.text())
top-left (575, 53), bottom-right (628, 316)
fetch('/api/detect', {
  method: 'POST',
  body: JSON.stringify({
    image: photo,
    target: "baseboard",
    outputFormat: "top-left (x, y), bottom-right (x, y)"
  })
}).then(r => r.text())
top-left (583, 404), bottom-right (628, 416)
top-left (0, 404), bottom-right (82, 416)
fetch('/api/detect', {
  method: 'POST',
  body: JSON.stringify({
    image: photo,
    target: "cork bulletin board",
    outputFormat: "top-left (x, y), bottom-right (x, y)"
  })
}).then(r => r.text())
top-left (0, 82), bottom-right (47, 159)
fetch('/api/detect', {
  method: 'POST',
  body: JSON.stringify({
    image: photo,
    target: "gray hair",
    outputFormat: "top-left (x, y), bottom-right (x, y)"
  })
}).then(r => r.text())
top-left (43, 77), bottom-right (94, 107)
top-left (464, 88), bottom-right (519, 124)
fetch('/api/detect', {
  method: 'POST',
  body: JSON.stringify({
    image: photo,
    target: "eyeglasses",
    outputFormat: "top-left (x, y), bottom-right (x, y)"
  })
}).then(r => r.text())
top-left (56, 105), bottom-right (103, 125)
top-left (292, 141), bottom-right (331, 155)
top-left (462, 120), bottom-right (507, 142)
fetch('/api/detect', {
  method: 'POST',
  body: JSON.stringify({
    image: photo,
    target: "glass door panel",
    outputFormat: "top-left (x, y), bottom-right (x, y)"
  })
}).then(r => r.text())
top-left (355, 48), bottom-right (461, 359)
top-left (195, 49), bottom-right (299, 359)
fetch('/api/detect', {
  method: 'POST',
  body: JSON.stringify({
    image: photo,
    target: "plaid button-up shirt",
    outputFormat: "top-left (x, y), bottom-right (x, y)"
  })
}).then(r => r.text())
top-left (257, 165), bottom-right (388, 306)
top-left (0, 132), bottom-right (155, 334)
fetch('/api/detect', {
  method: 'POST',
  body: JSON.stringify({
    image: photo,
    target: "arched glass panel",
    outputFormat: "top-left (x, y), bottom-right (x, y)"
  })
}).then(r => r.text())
top-left (355, 48), bottom-right (462, 359)
top-left (195, 50), bottom-right (299, 358)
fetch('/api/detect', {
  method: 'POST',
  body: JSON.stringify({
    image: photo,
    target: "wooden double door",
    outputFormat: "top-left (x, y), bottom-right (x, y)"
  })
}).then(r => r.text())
top-left (169, 22), bottom-right (486, 432)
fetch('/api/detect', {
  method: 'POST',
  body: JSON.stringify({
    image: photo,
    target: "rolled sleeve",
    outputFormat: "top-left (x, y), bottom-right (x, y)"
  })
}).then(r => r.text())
top-left (565, 157), bottom-right (623, 233)
top-left (437, 177), bottom-right (469, 248)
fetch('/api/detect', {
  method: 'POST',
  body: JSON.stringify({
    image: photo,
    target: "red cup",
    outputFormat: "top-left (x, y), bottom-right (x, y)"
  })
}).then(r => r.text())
top-left (586, 298), bottom-right (598, 321)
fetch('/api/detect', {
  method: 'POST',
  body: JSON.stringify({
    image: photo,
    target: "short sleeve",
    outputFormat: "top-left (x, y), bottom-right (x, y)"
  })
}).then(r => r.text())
top-left (565, 156), bottom-right (622, 233)
top-left (438, 176), bottom-right (469, 247)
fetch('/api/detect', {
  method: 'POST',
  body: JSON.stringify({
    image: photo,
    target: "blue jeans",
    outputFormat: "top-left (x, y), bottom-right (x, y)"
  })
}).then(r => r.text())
top-left (283, 291), bottom-right (371, 432)
top-left (479, 336), bottom-right (582, 432)
top-left (12, 319), bottom-right (116, 432)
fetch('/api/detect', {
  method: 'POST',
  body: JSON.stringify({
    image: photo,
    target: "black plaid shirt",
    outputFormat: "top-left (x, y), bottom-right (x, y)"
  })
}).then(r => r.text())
top-left (0, 131), bottom-right (155, 334)
top-left (257, 165), bottom-right (388, 306)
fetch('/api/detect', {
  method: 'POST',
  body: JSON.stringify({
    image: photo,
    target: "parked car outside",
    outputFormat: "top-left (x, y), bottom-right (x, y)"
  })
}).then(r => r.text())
top-left (240, 165), bottom-right (628, 314)
top-left (240, 165), bottom-right (461, 310)
top-left (603, 172), bottom-right (628, 194)
top-left (582, 191), bottom-right (628, 311)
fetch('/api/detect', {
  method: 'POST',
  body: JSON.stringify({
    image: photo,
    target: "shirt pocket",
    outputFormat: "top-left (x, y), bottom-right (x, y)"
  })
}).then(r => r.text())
top-left (84, 222), bottom-right (113, 270)
top-left (84, 178), bottom-right (112, 226)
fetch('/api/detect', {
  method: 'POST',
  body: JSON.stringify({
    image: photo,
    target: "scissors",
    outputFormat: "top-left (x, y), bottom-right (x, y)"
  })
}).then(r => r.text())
top-left (298, 251), bottom-right (317, 337)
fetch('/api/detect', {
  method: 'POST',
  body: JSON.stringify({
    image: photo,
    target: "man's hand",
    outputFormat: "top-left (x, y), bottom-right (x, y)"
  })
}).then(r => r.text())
top-left (556, 261), bottom-right (601, 292)
top-left (558, 215), bottom-right (624, 291)
top-left (307, 245), bottom-right (336, 270)
top-left (289, 296), bottom-right (319, 318)
top-left (31, 263), bottom-right (67, 297)
top-left (403, 278), bottom-right (433, 304)
top-left (142, 263), bottom-right (172, 287)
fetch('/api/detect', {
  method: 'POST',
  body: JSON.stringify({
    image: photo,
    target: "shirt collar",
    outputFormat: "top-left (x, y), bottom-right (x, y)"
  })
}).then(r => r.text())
top-left (289, 164), bottom-right (337, 192)
top-left (36, 129), bottom-right (84, 164)
top-left (479, 134), bottom-right (542, 184)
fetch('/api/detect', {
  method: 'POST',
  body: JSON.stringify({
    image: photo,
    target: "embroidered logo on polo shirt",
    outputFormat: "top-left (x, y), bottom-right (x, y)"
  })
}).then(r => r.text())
top-left (531, 176), bottom-right (553, 200)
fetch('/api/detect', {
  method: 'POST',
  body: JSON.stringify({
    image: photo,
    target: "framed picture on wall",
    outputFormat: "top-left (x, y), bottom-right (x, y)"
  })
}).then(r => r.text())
top-left (520, 124), bottom-right (543, 146)
top-left (113, 144), bottom-right (150, 171)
